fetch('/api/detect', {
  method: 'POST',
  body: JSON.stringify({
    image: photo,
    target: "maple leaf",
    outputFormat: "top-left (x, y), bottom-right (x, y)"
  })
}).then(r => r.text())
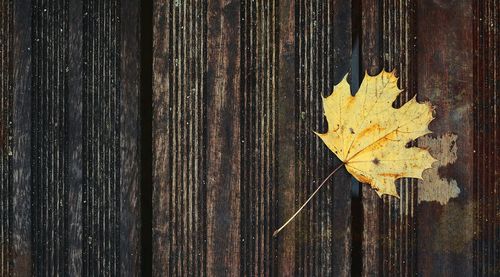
top-left (316, 70), bottom-right (436, 197)
top-left (273, 70), bottom-right (436, 237)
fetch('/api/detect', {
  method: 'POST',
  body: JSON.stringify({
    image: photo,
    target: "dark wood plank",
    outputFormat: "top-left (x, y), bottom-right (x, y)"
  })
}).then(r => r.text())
top-left (473, 0), bottom-right (499, 275)
top-left (9, 1), bottom-right (32, 275)
top-left (240, 0), bottom-right (278, 276)
top-left (0, 0), bottom-right (13, 274)
top-left (120, 0), bottom-right (142, 275)
top-left (293, 0), bottom-right (352, 276)
top-left (152, 0), bottom-right (208, 275)
top-left (66, 0), bottom-right (83, 274)
top-left (360, 1), bottom-right (383, 275)
top-left (81, 1), bottom-right (134, 274)
top-left (1, 1), bottom-right (142, 275)
top-left (361, 0), bottom-right (419, 276)
top-left (416, 0), bottom-right (475, 276)
top-left (276, 0), bottom-right (297, 275)
top-left (1, 0), bottom-right (33, 275)
top-left (153, 0), bottom-right (242, 275)
top-left (205, 0), bottom-right (241, 275)
top-left (152, 1), bottom-right (354, 276)
top-left (30, 1), bottom-right (69, 275)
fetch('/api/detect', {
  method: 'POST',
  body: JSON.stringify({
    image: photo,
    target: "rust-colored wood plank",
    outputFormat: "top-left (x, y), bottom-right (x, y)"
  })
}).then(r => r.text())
top-left (293, 0), bottom-right (352, 276)
top-left (473, 0), bottom-right (499, 275)
top-left (416, 0), bottom-right (474, 276)
top-left (361, 0), bottom-right (418, 276)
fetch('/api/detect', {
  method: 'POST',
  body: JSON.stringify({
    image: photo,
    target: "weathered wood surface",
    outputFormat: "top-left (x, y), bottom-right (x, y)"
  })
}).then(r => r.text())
top-left (0, 0), bottom-right (498, 276)
top-left (416, 0), bottom-right (474, 276)
top-left (473, 1), bottom-right (499, 276)
top-left (152, 0), bottom-right (208, 275)
top-left (360, 0), bottom-right (499, 276)
top-left (361, 0), bottom-right (419, 276)
top-left (1, 0), bottom-right (142, 275)
top-left (152, 0), bottom-right (353, 276)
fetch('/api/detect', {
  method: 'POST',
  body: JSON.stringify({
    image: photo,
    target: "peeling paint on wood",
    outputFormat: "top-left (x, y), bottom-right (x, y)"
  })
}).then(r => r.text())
top-left (418, 133), bottom-right (460, 204)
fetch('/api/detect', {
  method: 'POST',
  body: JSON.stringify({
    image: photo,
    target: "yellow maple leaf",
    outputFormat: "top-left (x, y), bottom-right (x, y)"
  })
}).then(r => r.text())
top-left (316, 70), bottom-right (436, 197)
top-left (273, 70), bottom-right (436, 237)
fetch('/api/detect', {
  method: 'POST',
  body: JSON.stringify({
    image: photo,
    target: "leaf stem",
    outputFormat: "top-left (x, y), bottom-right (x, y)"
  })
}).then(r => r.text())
top-left (273, 163), bottom-right (345, 237)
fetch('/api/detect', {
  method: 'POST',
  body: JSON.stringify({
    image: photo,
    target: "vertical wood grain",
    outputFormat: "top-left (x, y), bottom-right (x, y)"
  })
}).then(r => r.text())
top-left (1, 1), bottom-right (142, 275)
top-left (360, 1), bottom-right (383, 275)
top-left (205, 0), bottom-right (241, 275)
top-left (382, 0), bottom-right (423, 276)
top-left (380, 1), bottom-right (418, 275)
top-left (120, 0), bottom-right (142, 275)
top-left (294, 0), bottom-right (352, 276)
top-left (361, 0), bottom-right (418, 276)
top-left (10, 0), bottom-right (32, 275)
top-left (473, 0), bottom-right (499, 275)
top-left (152, 0), bottom-right (208, 275)
top-left (416, 0), bottom-right (474, 276)
top-left (0, 0), bottom-right (13, 274)
top-left (31, 1), bottom-right (69, 274)
top-left (276, 0), bottom-right (297, 275)
top-left (240, 0), bottom-right (278, 276)
top-left (1, 0), bottom-right (490, 275)
top-left (81, 1), bottom-right (124, 274)
top-left (152, 1), bottom-right (354, 275)
top-left (66, 0), bottom-right (83, 274)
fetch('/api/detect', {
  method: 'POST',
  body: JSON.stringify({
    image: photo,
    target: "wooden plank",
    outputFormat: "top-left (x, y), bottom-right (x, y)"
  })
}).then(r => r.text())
top-left (152, 0), bottom-right (354, 275)
top-left (416, 0), bottom-right (474, 276)
top-left (473, 0), bottom-right (499, 275)
top-left (240, 0), bottom-right (278, 276)
top-left (66, 0), bottom-right (83, 274)
top-left (276, 0), bottom-right (297, 275)
top-left (0, 0), bottom-right (13, 274)
top-left (9, 1), bottom-right (32, 275)
top-left (360, 1), bottom-right (383, 275)
top-left (120, 0), bottom-right (142, 275)
top-left (1, 0), bottom-right (33, 275)
top-left (1, 1), bottom-right (142, 275)
top-left (204, 0), bottom-right (241, 275)
top-left (361, 0), bottom-right (419, 276)
top-left (81, 1), bottom-right (142, 274)
top-left (30, 1), bottom-right (69, 274)
top-left (152, 0), bottom-right (208, 275)
top-left (292, 0), bottom-right (352, 276)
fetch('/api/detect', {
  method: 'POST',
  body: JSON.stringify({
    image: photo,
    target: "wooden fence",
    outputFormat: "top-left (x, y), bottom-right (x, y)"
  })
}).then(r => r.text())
top-left (0, 0), bottom-right (498, 276)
